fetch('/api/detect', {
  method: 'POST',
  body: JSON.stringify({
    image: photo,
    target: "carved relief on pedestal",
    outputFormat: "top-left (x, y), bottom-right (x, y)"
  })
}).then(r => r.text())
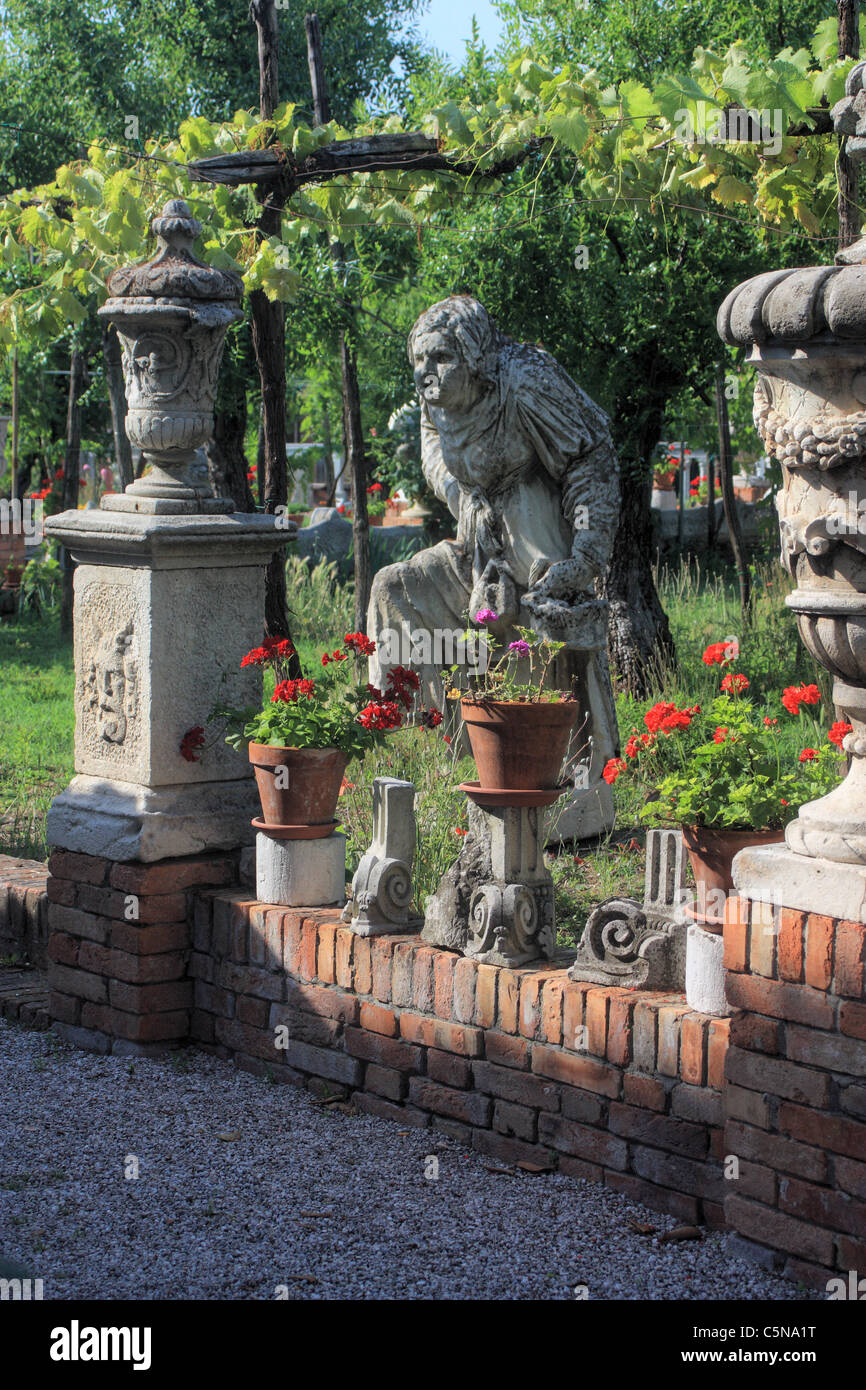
top-left (74, 583), bottom-right (141, 770)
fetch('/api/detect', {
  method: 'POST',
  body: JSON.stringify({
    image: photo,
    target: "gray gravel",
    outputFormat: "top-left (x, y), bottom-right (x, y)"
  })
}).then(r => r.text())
top-left (0, 1019), bottom-right (816, 1301)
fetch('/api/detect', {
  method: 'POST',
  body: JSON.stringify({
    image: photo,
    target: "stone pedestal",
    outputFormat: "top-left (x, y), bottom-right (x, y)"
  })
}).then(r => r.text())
top-left (344, 778), bottom-right (420, 935)
top-left (256, 831), bottom-right (346, 908)
top-left (423, 799), bottom-right (555, 966)
top-left (44, 507), bottom-right (292, 861)
top-left (685, 922), bottom-right (730, 1015)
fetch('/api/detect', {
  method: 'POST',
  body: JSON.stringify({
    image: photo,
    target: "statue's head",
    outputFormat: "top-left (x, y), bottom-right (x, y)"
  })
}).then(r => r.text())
top-left (408, 296), bottom-right (501, 414)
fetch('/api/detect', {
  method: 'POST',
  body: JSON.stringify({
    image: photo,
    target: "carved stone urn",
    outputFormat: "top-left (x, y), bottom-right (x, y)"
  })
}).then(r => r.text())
top-left (98, 198), bottom-right (242, 509)
top-left (718, 246), bottom-right (866, 863)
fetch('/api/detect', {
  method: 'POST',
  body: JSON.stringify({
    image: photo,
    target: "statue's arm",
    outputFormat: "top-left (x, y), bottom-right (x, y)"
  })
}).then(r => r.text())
top-left (421, 412), bottom-right (461, 519)
top-left (561, 438), bottom-right (621, 576)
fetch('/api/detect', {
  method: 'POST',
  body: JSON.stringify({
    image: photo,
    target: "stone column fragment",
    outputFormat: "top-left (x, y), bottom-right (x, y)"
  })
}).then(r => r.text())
top-left (345, 778), bottom-right (419, 935)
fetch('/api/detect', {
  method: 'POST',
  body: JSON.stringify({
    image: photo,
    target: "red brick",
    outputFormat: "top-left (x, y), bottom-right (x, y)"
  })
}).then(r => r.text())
top-left (680, 1013), bottom-right (707, 1086)
top-left (108, 979), bottom-right (192, 1014)
top-left (496, 968), bottom-right (520, 1033)
top-left (46, 903), bottom-right (109, 943)
top-left (345, 1027), bottom-right (422, 1071)
top-left (836, 1155), bottom-right (866, 1200)
top-left (778, 909), bottom-right (806, 983)
top-left (49, 991), bottom-right (80, 1025)
top-left (484, 1030), bottom-right (530, 1069)
top-left (359, 1000), bottom-right (398, 1037)
top-left (779, 1101), bottom-right (866, 1160)
top-left (657, 1004), bottom-right (688, 1077)
top-left (841, 1000), bottom-right (866, 1040)
top-left (48, 963), bottom-right (107, 1003)
top-left (237, 995), bottom-right (269, 1028)
top-left (47, 932), bottom-right (80, 967)
top-left (538, 1112), bottom-right (628, 1169)
top-left (411, 946), bottom-right (436, 1013)
top-left (604, 1170), bottom-right (699, 1225)
top-left (408, 1077), bottom-right (491, 1126)
top-left (107, 1007), bottom-right (189, 1042)
top-left (779, 1175), bottom-right (866, 1238)
top-left (193, 980), bottom-right (234, 1018)
top-left (474, 963), bottom-right (497, 1029)
top-left (335, 929), bottom-right (354, 990)
top-left (353, 937), bottom-right (372, 995)
top-left (726, 1194), bottom-right (834, 1264)
top-left (399, 1011), bottom-right (483, 1057)
top-left (608, 1102), bottom-right (707, 1158)
top-left (531, 1043), bottom-right (620, 1097)
top-left (726, 1118), bottom-right (827, 1182)
top-left (391, 941), bottom-right (415, 1007)
top-left (707, 1018), bottom-right (730, 1090)
top-left (540, 976), bottom-right (564, 1046)
top-left (520, 972), bottom-right (556, 1041)
top-left (562, 981), bottom-right (590, 1053)
top-left (317, 924), bottom-right (338, 985)
top-left (728, 1012), bottom-right (780, 1056)
top-left (370, 936), bottom-right (395, 1003)
top-left (433, 952), bottom-right (455, 1018)
top-left (109, 856), bottom-right (234, 895)
top-left (726, 973), bottom-right (835, 1029)
top-left (471, 1129), bottom-right (553, 1169)
top-left (47, 850), bottom-right (108, 886)
top-left (631, 1144), bottom-right (725, 1201)
top-left (584, 988), bottom-right (609, 1057)
top-left (749, 900), bottom-right (776, 978)
top-left (725, 1082), bottom-right (772, 1129)
top-left (493, 1099), bottom-right (536, 1142)
top-left (472, 1059), bottom-right (559, 1111)
top-left (735, 1158), bottom-right (777, 1204)
top-left (453, 956), bottom-right (480, 1023)
top-left (557, 1155), bottom-right (604, 1184)
top-left (364, 1063), bottom-right (407, 1101)
top-left (295, 921), bottom-right (318, 983)
top-left (46, 877), bottom-right (77, 907)
top-left (281, 912), bottom-right (302, 971)
top-left (352, 1092), bottom-right (429, 1127)
top-left (427, 1048), bottom-right (472, 1088)
top-left (783, 1022), bottom-right (866, 1077)
top-left (836, 1233), bottom-right (866, 1273)
top-left (804, 913), bottom-right (834, 991)
top-left (606, 993), bottom-right (635, 1067)
top-left (723, 895), bottom-right (749, 971)
top-left (726, 1045), bottom-right (831, 1107)
top-left (836, 921), bottom-right (866, 999)
top-left (110, 920), bottom-right (189, 955)
top-left (77, 882), bottom-right (188, 924)
top-left (623, 1072), bottom-right (667, 1112)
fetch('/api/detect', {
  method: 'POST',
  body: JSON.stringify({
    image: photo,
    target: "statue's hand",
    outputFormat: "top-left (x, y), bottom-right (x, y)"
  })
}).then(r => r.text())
top-left (525, 555), bottom-right (594, 603)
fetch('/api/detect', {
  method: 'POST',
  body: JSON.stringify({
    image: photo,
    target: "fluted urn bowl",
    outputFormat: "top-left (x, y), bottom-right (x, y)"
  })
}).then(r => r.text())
top-left (98, 199), bottom-right (242, 501)
top-left (718, 244), bottom-right (866, 863)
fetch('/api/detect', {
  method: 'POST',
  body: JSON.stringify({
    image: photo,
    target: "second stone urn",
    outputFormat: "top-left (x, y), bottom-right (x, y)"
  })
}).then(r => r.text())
top-left (718, 245), bottom-right (866, 863)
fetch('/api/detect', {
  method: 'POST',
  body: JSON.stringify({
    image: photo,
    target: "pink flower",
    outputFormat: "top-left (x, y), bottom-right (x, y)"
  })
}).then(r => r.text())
top-left (474, 609), bottom-right (498, 624)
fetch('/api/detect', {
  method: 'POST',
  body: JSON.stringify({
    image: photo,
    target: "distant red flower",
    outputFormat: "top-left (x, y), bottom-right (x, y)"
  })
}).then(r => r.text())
top-left (828, 720), bottom-right (853, 748)
top-left (420, 708), bottom-right (443, 728)
top-left (713, 726), bottom-right (728, 743)
top-left (180, 726), bottom-right (206, 762)
top-left (367, 482), bottom-right (383, 493)
top-left (721, 672), bottom-right (749, 694)
top-left (702, 639), bottom-right (738, 666)
top-left (603, 756), bottom-right (627, 785)
top-left (453, 827), bottom-right (467, 837)
top-left (799, 748), bottom-right (817, 762)
top-left (357, 700), bottom-right (403, 731)
top-left (763, 716), bottom-right (778, 727)
top-left (344, 631), bottom-right (376, 656)
top-left (782, 683), bottom-right (821, 714)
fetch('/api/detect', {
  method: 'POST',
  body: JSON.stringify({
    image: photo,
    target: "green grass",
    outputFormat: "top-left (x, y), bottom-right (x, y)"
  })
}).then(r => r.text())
top-left (0, 549), bottom-right (839, 948)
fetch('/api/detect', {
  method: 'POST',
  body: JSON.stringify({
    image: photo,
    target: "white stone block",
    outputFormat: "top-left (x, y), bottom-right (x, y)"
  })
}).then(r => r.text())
top-left (685, 923), bottom-right (731, 1016)
top-left (256, 831), bottom-right (346, 907)
top-left (733, 841), bottom-right (866, 923)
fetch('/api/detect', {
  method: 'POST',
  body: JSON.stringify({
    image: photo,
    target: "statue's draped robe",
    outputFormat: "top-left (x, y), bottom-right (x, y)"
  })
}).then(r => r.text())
top-left (368, 340), bottom-right (619, 823)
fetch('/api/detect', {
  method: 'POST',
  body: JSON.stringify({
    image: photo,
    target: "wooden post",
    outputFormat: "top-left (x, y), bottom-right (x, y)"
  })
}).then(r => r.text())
top-left (305, 11), bottom-right (372, 629)
top-left (706, 447), bottom-right (716, 550)
top-left (715, 363), bottom-right (751, 620)
top-left (676, 438), bottom-right (686, 550)
top-left (60, 347), bottom-right (85, 635)
top-left (838, 0), bottom-right (861, 251)
top-left (10, 347), bottom-right (18, 505)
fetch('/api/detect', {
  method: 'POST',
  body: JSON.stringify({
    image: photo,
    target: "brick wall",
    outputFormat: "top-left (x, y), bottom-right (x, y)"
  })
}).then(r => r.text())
top-left (722, 894), bottom-right (866, 1289)
top-left (188, 890), bottom-right (729, 1226)
top-left (0, 854), bottom-right (49, 968)
top-left (45, 850), bottom-right (239, 1054)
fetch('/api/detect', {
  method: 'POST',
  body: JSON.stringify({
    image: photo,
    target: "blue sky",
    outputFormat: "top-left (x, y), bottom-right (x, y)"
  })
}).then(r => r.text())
top-left (415, 0), bottom-right (506, 64)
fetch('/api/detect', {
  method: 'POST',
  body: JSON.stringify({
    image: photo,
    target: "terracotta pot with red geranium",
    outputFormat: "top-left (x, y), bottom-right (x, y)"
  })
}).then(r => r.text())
top-left (603, 638), bottom-right (849, 929)
top-left (213, 633), bottom-right (441, 837)
top-left (445, 610), bottom-right (582, 804)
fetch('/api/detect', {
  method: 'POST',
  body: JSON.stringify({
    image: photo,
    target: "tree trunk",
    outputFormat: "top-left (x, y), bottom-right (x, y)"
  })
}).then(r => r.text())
top-left (715, 364), bottom-right (752, 621)
top-left (838, 0), bottom-right (861, 251)
top-left (102, 323), bottom-right (133, 490)
top-left (60, 348), bottom-right (86, 635)
top-left (340, 336), bottom-right (370, 632)
top-left (205, 366), bottom-right (255, 512)
top-left (322, 404), bottom-right (335, 503)
top-left (606, 474), bottom-right (676, 695)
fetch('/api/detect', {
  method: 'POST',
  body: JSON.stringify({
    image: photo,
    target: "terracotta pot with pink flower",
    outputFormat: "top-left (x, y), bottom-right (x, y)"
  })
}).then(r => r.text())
top-left (213, 634), bottom-right (441, 837)
top-left (603, 640), bottom-right (848, 928)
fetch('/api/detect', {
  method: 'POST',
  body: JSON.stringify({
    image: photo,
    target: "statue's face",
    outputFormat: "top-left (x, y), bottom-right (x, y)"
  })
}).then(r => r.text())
top-left (412, 329), bottom-right (479, 413)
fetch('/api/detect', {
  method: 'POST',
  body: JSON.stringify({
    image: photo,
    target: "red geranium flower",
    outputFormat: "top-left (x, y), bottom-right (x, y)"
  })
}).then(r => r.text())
top-left (702, 638), bottom-right (738, 666)
top-left (721, 672), bottom-right (749, 694)
top-left (799, 748), bottom-right (817, 762)
top-left (345, 631), bottom-right (376, 656)
top-left (179, 726), bottom-right (206, 762)
top-left (602, 756), bottom-right (627, 785)
top-left (713, 726), bottom-right (727, 743)
top-left (357, 700), bottom-right (403, 731)
top-left (782, 683), bottom-right (821, 714)
top-left (828, 720), bottom-right (853, 748)
top-left (420, 708), bottom-right (443, 728)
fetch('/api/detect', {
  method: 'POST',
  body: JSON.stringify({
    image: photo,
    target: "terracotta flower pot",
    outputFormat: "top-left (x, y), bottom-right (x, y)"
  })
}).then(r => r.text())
top-left (248, 743), bottom-right (348, 838)
top-left (682, 825), bottom-right (784, 931)
top-left (460, 698), bottom-right (580, 790)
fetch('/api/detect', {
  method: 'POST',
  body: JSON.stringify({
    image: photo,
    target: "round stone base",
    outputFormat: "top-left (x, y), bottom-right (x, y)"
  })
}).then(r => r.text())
top-left (256, 831), bottom-right (346, 907)
top-left (685, 922), bottom-right (732, 1015)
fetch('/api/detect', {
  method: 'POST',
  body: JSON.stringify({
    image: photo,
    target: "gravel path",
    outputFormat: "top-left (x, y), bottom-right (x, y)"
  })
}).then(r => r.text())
top-left (0, 1020), bottom-right (816, 1301)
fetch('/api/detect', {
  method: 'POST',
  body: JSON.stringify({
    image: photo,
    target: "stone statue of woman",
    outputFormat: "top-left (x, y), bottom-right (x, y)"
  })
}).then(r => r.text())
top-left (368, 294), bottom-right (620, 839)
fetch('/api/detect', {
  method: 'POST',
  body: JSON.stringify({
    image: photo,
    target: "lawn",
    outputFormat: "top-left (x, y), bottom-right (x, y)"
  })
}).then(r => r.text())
top-left (0, 547), bottom-right (833, 947)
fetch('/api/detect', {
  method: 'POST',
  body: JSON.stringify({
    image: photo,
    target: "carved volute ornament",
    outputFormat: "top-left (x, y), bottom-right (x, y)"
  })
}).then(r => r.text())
top-left (718, 241), bottom-right (866, 863)
top-left (98, 199), bottom-right (243, 507)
